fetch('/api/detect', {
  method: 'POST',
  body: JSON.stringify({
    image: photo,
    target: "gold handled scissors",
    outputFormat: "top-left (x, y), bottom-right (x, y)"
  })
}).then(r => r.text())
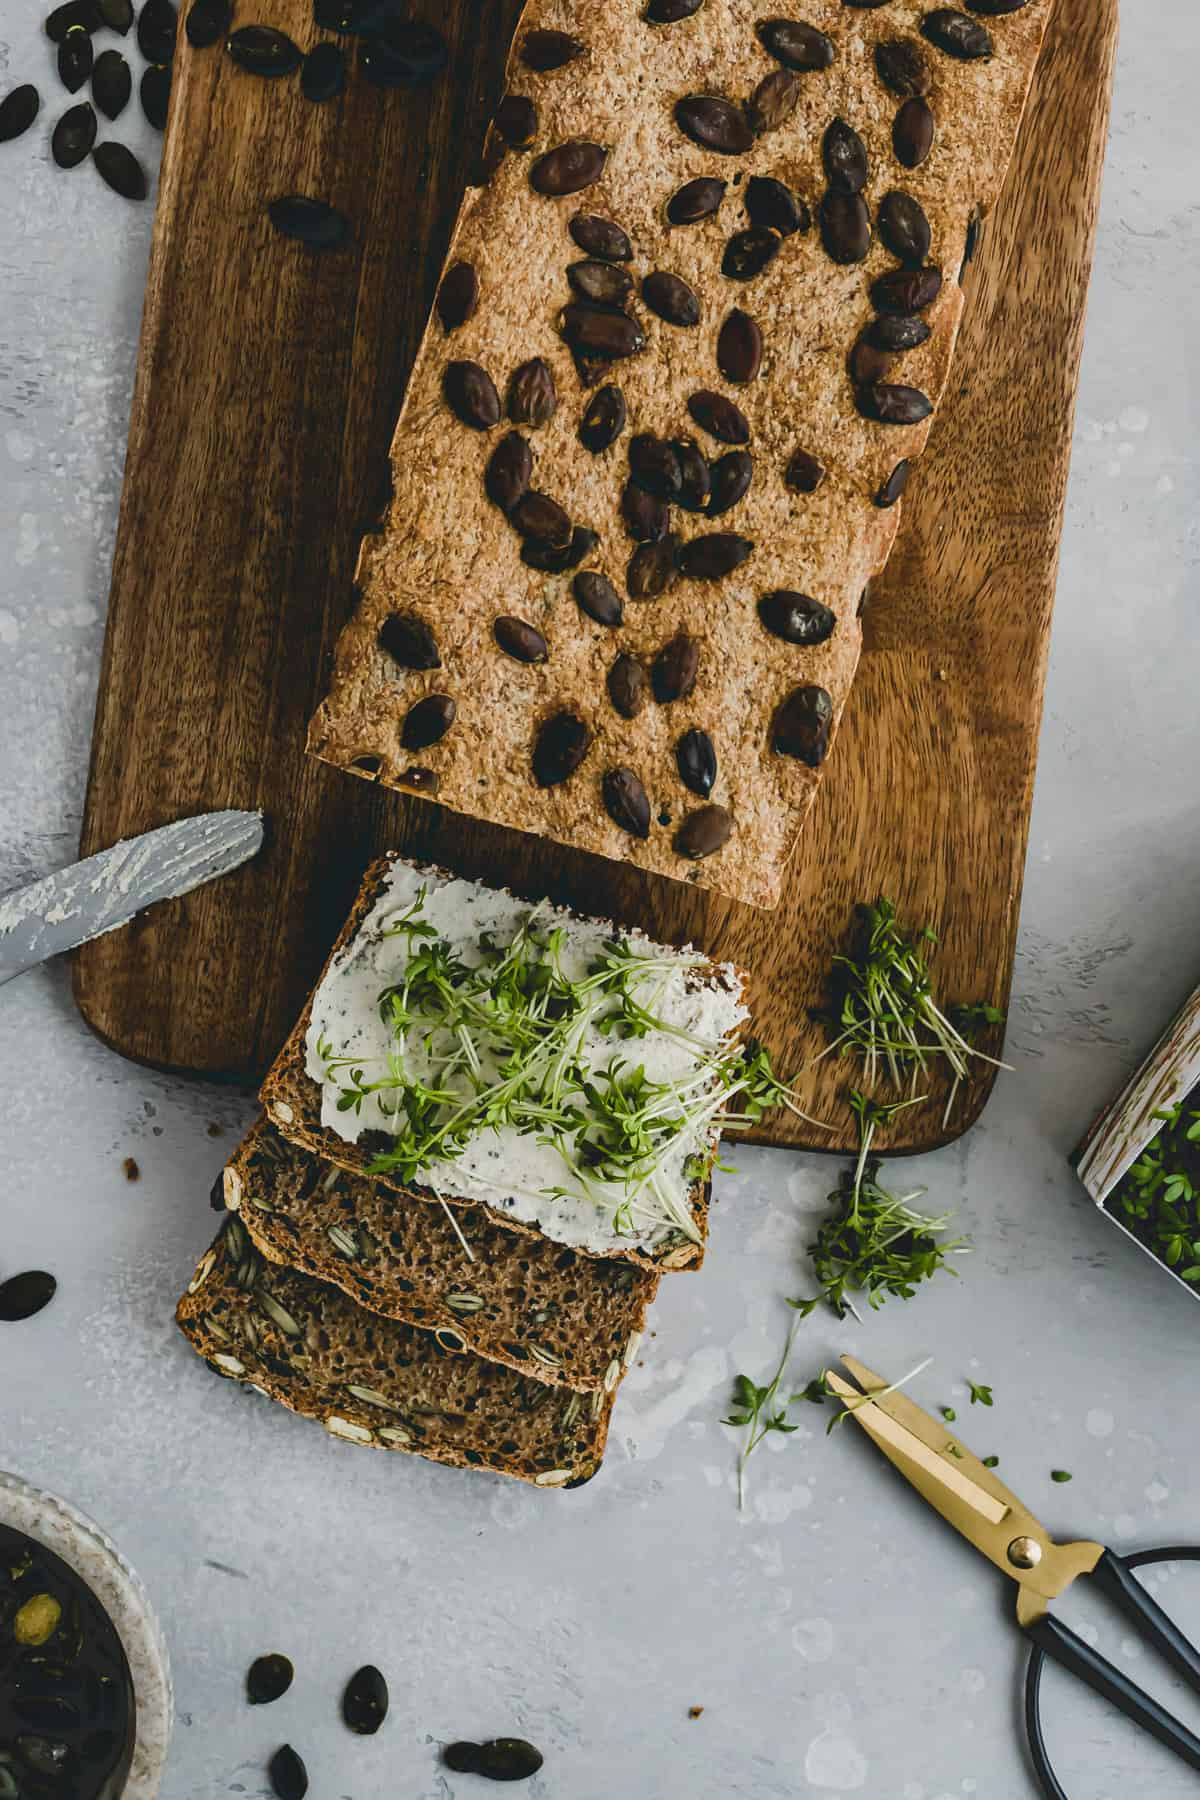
top-left (826, 1356), bottom-right (1200, 1798)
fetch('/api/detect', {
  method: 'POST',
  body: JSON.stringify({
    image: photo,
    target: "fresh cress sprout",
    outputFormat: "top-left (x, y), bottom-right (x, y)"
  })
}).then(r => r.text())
top-left (1109, 1096), bottom-right (1200, 1281)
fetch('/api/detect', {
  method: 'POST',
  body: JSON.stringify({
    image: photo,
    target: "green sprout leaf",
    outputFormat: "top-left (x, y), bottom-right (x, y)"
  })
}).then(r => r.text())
top-left (968, 1382), bottom-right (994, 1408)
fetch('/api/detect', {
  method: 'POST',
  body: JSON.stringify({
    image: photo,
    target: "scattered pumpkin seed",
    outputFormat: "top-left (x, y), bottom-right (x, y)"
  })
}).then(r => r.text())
top-left (342, 1662), bottom-right (389, 1735)
top-left (0, 84), bottom-right (41, 142)
top-left (92, 139), bottom-right (147, 199)
top-left (92, 47), bottom-right (131, 118)
top-left (267, 193), bottom-right (350, 248)
top-left (247, 1651), bottom-right (294, 1705)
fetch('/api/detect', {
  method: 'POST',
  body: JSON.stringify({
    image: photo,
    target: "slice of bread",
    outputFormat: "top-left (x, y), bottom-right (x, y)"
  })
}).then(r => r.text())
top-left (260, 856), bottom-right (746, 1271)
top-left (228, 1117), bottom-right (656, 1392)
top-left (176, 1216), bottom-right (613, 1487)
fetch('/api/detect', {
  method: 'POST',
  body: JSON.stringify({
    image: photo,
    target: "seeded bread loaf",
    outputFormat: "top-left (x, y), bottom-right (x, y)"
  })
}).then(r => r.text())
top-left (177, 1217), bottom-right (614, 1486)
top-left (227, 1117), bottom-right (657, 1390)
top-left (309, 0), bottom-right (1053, 909)
top-left (260, 855), bottom-right (747, 1271)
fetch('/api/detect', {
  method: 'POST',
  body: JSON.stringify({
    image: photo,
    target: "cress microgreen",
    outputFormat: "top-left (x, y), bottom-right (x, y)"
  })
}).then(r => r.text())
top-left (1109, 1095), bottom-right (1200, 1283)
top-left (723, 1309), bottom-right (807, 1512)
top-left (968, 1382), bottom-right (993, 1407)
top-left (1051, 1469), bottom-right (1073, 1483)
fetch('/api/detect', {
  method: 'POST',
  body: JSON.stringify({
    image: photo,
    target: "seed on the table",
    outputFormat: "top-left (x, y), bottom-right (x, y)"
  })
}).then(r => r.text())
top-left (773, 684), bottom-right (833, 765)
top-left (877, 189), bottom-right (932, 267)
top-left (875, 38), bottom-right (930, 96)
top-left (533, 711), bottom-right (592, 786)
top-left (677, 532), bottom-right (752, 580)
top-left (707, 450), bottom-right (752, 518)
top-left (567, 259), bottom-right (632, 305)
top-left (722, 228), bottom-right (780, 282)
top-left (342, 1664), bottom-right (389, 1735)
top-left (822, 118), bottom-right (868, 196)
top-left (92, 47), bottom-right (131, 117)
top-left (560, 302), bottom-right (645, 360)
top-left (267, 194), bottom-right (347, 247)
top-left (51, 99), bottom-right (96, 164)
top-left (436, 262), bottom-right (479, 334)
top-left (569, 213), bottom-right (633, 261)
top-left (0, 1270), bottom-right (57, 1322)
top-left (508, 357), bottom-right (556, 427)
top-left (667, 177), bottom-right (726, 225)
top-left (676, 728), bottom-right (716, 796)
top-left (629, 433), bottom-right (682, 499)
top-left (137, 0), bottom-right (176, 62)
top-left (602, 768), bottom-right (651, 839)
top-left (379, 612), bottom-right (440, 669)
top-left (674, 94), bottom-right (755, 155)
top-left (784, 448), bottom-right (825, 493)
top-left (866, 312), bottom-right (931, 351)
top-left (530, 140), bottom-right (607, 196)
top-left (45, 0), bottom-right (99, 40)
top-left (621, 481), bottom-right (669, 543)
top-left (744, 175), bottom-right (809, 238)
top-left (673, 440), bottom-right (711, 512)
top-left (875, 459), bottom-right (910, 508)
top-left (652, 633), bottom-right (699, 703)
top-left (444, 360), bottom-right (501, 430)
top-left (402, 692), bottom-right (456, 751)
top-left (716, 308), bottom-right (762, 386)
top-left (644, 0), bottom-right (703, 19)
top-left (494, 616), bottom-right (548, 663)
top-left (444, 1740), bottom-right (546, 1782)
top-left (299, 40), bottom-right (345, 100)
top-left (871, 265), bottom-right (942, 314)
top-left (758, 591), bottom-right (836, 645)
top-left (754, 18), bottom-right (835, 71)
top-left (521, 524), bottom-right (596, 573)
top-left (642, 271), bottom-right (700, 326)
top-left (268, 1744), bottom-right (308, 1800)
top-left (746, 68), bottom-right (801, 136)
top-left (579, 384), bottom-right (626, 453)
top-left (185, 0), bottom-right (228, 47)
top-left (573, 570), bottom-right (623, 626)
top-left (607, 652), bottom-right (649, 718)
top-left (818, 190), bottom-right (870, 264)
top-left (687, 390), bottom-right (749, 446)
top-left (227, 24), bottom-right (301, 74)
top-left (140, 63), bottom-right (171, 129)
top-left (357, 22), bottom-right (447, 87)
top-left (484, 431), bottom-right (532, 512)
top-left (627, 535), bottom-right (679, 600)
top-left (0, 85), bottom-right (40, 143)
top-left (58, 26), bottom-right (94, 93)
top-left (247, 1654), bottom-right (294, 1706)
top-left (921, 9), bottom-right (993, 58)
top-left (893, 96), bottom-right (934, 169)
top-left (520, 27), bottom-right (585, 70)
top-left (495, 92), bottom-right (538, 149)
top-left (93, 139), bottom-right (147, 199)
top-left (511, 489), bottom-right (571, 547)
top-left (848, 336), bottom-right (895, 386)
top-left (856, 382), bottom-right (933, 426)
top-left (674, 804), bottom-right (732, 860)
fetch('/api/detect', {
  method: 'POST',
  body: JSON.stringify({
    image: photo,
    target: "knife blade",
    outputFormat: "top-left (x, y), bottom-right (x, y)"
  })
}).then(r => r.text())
top-left (0, 810), bottom-right (265, 987)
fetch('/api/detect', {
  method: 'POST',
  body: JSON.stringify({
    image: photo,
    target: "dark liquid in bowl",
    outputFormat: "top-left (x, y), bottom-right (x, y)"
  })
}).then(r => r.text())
top-left (1, 1523), bottom-right (136, 1798)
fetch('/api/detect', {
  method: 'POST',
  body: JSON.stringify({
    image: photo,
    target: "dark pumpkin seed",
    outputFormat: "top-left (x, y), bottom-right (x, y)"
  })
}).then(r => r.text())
top-left (573, 570), bottom-right (623, 627)
top-left (99, 0), bottom-right (133, 25)
top-left (301, 40), bottom-right (345, 101)
top-left (722, 227), bottom-right (780, 282)
top-left (784, 448), bottom-right (824, 493)
top-left (93, 140), bottom-right (147, 200)
top-left (520, 27), bottom-right (585, 70)
top-left (644, 0), bottom-right (703, 18)
top-left (0, 84), bottom-right (40, 143)
top-left (494, 616), bottom-right (548, 663)
top-left (856, 382), bottom-right (933, 426)
top-left (227, 24), bottom-right (301, 74)
top-left (247, 1654), bottom-right (294, 1706)
top-left (622, 481), bottom-right (669, 543)
top-left (673, 439), bottom-right (710, 512)
top-left (402, 693), bottom-right (456, 751)
top-left (667, 176), bottom-right (725, 225)
top-left (45, 0), bottom-right (100, 41)
top-left (876, 38), bottom-right (930, 97)
top-left (687, 390), bottom-right (748, 446)
top-left (877, 189), bottom-right (932, 267)
top-left (51, 100), bottom-right (96, 166)
top-left (495, 92), bottom-right (537, 150)
top-left (744, 175), bottom-right (809, 238)
top-left (607, 652), bottom-right (648, 718)
top-left (893, 96), bottom-right (935, 169)
top-left (444, 360), bottom-right (501, 430)
top-left (758, 591), bottom-right (835, 645)
top-left (652, 633), bottom-right (699, 704)
top-left (823, 118), bottom-right (868, 195)
top-left (875, 460), bottom-right (910, 508)
top-left (530, 141), bottom-right (607, 197)
top-left (92, 48), bottom-right (131, 118)
top-left (560, 302), bottom-right (645, 360)
top-left (569, 213), bottom-right (633, 261)
top-left (871, 265), bottom-right (942, 313)
top-left (445, 1739), bottom-right (545, 1782)
top-left (755, 18), bottom-right (835, 71)
top-left (357, 22), bottom-right (447, 86)
top-left (674, 94), bottom-right (754, 156)
top-left (0, 1270), bottom-right (57, 1322)
top-left (379, 612), bottom-right (440, 669)
top-left (436, 261), bottom-right (479, 333)
top-left (485, 432), bottom-right (532, 513)
top-left (511, 488), bottom-right (571, 548)
top-left (602, 768), bottom-right (651, 840)
top-left (140, 62), bottom-right (171, 129)
top-left (521, 525), bottom-right (596, 573)
top-left (185, 0), bottom-right (229, 47)
top-left (676, 728), bottom-right (716, 797)
top-left (268, 194), bottom-right (348, 248)
top-left (642, 271), bottom-right (700, 327)
top-left (707, 450), bottom-right (752, 518)
top-left (508, 357), bottom-right (556, 426)
top-left (136, 0), bottom-right (177, 62)
top-left (627, 535), bottom-right (679, 600)
top-left (747, 68), bottom-right (801, 136)
top-left (572, 350), bottom-right (616, 386)
top-left (848, 335), bottom-right (895, 387)
top-left (59, 27), bottom-right (94, 93)
top-left (567, 259), bottom-right (632, 305)
top-left (677, 532), bottom-right (752, 580)
top-left (342, 1663), bottom-right (388, 1735)
top-left (773, 684), bottom-right (833, 765)
top-left (921, 9), bottom-right (992, 57)
top-left (818, 190), bottom-right (870, 264)
top-left (268, 1744), bottom-right (308, 1800)
top-left (866, 312), bottom-right (931, 351)
top-left (674, 804), bottom-right (732, 860)
top-left (532, 712), bottom-right (591, 787)
top-left (629, 433), bottom-right (682, 499)
top-left (579, 384), bottom-right (625, 453)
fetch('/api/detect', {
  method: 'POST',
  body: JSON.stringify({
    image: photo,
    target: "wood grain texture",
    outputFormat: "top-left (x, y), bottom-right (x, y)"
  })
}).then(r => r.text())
top-left (74, 0), bottom-right (1118, 1154)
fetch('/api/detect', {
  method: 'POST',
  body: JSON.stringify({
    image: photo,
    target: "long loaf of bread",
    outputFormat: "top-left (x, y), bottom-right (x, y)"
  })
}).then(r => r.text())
top-left (309, 0), bottom-right (1053, 909)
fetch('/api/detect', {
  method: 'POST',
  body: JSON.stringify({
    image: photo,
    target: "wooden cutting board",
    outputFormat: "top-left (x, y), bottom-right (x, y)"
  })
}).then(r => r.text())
top-left (74, 0), bottom-right (1118, 1154)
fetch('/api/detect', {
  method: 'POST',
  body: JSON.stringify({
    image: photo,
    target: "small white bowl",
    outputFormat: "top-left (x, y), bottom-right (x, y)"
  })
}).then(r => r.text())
top-left (0, 1470), bottom-right (172, 1795)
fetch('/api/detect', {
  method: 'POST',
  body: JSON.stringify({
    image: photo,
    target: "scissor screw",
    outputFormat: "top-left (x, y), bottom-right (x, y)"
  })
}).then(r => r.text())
top-left (1007, 1536), bottom-right (1043, 1570)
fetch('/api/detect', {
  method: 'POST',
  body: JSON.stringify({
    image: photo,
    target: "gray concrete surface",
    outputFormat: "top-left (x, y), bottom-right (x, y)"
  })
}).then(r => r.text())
top-left (3, 6), bottom-right (1200, 1796)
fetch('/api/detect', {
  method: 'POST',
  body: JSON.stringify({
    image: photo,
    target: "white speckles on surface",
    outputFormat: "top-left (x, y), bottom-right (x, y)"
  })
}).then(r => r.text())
top-left (1087, 1407), bottom-right (1115, 1438)
top-left (792, 1618), bottom-right (835, 1664)
top-left (804, 1695), bottom-right (868, 1791)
